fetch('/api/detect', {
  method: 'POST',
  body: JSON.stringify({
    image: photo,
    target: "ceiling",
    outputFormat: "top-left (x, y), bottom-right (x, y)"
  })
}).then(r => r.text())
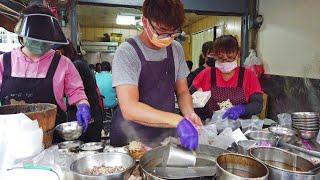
top-left (78, 5), bottom-right (207, 29)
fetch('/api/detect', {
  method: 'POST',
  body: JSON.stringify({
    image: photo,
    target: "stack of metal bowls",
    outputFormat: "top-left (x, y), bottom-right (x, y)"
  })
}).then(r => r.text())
top-left (291, 112), bottom-right (319, 140)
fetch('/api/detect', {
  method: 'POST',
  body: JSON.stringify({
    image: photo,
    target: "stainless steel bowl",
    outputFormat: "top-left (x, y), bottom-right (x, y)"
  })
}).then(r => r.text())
top-left (293, 122), bottom-right (319, 126)
top-left (58, 140), bottom-right (83, 151)
top-left (268, 126), bottom-right (295, 143)
top-left (216, 153), bottom-right (269, 180)
top-left (75, 151), bottom-right (99, 160)
top-left (237, 140), bottom-right (258, 155)
top-left (55, 121), bottom-right (83, 141)
top-left (291, 112), bottom-right (319, 119)
top-left (70, 152), bottom-right (135, 180)
top-left (103, 147), bottom-right (129, 154)
top-left (298, 130), bottom-right (318, 140)
top-left (80, 142), bottom-right (105, 152)
top-left (249, 147), bottom-right (320, 180)
top-left (293, 124), bottom-right (319, 130)
top-left (246, 131), bottom-right (278, 146)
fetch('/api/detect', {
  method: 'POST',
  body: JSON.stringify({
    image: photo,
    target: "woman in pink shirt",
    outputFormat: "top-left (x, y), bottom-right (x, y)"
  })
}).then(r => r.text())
top-left (0, 5), bottom-right (91, 143)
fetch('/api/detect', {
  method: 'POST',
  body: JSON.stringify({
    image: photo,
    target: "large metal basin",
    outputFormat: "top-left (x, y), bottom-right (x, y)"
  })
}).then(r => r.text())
top-left (216, 153), bottom-right (269, 180)
top-left (139, 144), bottom-right (229, 180)
top-left (249, 147), bottom-right (320, 180)
top-left (70, 152), bottom-right (135, 180)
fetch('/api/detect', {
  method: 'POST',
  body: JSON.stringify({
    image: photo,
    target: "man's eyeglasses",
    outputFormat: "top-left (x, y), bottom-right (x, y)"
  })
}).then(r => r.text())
top-left (148, 19), bottom-right (182, 39)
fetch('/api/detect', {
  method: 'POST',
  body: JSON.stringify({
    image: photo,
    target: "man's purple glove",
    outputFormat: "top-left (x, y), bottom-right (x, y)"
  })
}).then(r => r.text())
top-left (76, 104), bottom-right (91, 132)
top-left (176, 118), bottom-right (199, 150)
top-left (222, 105), bottom-right (246, 120)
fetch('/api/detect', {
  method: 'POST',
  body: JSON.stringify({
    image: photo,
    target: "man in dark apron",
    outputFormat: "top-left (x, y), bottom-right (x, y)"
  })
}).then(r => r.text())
top-left (110, 0), bottom-right (202, 150)
top-left (0, 5), bottom-right (91, 143)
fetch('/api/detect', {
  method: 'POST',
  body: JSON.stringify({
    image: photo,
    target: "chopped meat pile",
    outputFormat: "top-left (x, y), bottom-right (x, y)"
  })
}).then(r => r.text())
top-left (87, 165), bottom-right (125, 175)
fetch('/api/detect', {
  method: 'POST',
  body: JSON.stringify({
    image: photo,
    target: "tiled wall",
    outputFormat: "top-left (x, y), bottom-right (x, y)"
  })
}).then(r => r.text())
top-left (80, 27), bottom-right (140, 42)
top-left (182, 16), bottom-right (242, 61)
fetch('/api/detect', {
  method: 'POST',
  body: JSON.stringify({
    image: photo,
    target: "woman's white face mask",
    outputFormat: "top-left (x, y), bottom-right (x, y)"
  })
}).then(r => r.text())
top-left (215, 61), bottom-right (238, 73)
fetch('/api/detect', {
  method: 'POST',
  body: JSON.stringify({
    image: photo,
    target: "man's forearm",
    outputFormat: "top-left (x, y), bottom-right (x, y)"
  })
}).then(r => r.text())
top-left (121, 101), bottom-right (182, 128)
top-left (177, 91), bottom-right (194, 116)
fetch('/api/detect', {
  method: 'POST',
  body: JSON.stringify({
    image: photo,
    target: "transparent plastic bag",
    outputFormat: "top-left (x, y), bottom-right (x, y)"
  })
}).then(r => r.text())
top-left (209, 110), bottom-right (241, 132)
top-left (244, 49), bottom-right (264, 78)
top-left (210, 128), bottom-right (235, 150)
top-left (199, 124), bottom-right (217, 145)
top-left (277, 113), bottom-right (292, 128)
top-left (240, 116), bottom-right (264, 134)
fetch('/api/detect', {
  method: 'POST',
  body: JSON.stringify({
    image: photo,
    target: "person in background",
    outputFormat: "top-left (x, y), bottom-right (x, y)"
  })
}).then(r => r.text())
top-left (96, 61), bottom-right (118, 109)
top-left (89, 64), bottom-right (95, 72)
top-left (111, 0), bottom-right (201, 150)
top-left (95, 63), bottom-right (102, 73)
top-left (186, 60), bottom-right (193, 72)
top-left (54, 42), bottom-right (104, 142)
top-left (187, 41), bottom-right (214, 87)
top-left (0, 5), bottom-right (90, 143)
top-left (192, 35), bottom-right (263, 120)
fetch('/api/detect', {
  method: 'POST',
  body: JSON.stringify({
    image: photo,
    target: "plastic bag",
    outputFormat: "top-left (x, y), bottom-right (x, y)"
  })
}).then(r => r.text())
top-left (278, 113), bottom-right (292, 128)
top-left (209, 109), bottom-right (241, 132)
top-left (210, 128), bottom-right (235, 150)
top-left (199, 124), bottom-right (217, 145)
top-left (240, 116), bottom-right (264, 134)
top-left (244, 49), bottom-right (264, 78)
top-left (192, 90), bottom-right (211, 108)
top-left (317, 130), bottom-right (320, 145)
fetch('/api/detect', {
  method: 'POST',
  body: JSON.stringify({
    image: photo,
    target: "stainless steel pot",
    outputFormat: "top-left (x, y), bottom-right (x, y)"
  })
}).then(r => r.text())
top-left (216, 153), bottom-right (269, 180)
top-left (70, 152), bottom-right (135, 180)
top-left (249, 147), bottom-right (320, 180)
top-left (139, 145), bottom-right (229, 180)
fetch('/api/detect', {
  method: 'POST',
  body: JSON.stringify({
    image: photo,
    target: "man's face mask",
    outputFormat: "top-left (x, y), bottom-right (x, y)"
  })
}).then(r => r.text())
top-left (24, 38), bottom-right (53, 56)
top-left (145, 18), bottom-right (178, 48)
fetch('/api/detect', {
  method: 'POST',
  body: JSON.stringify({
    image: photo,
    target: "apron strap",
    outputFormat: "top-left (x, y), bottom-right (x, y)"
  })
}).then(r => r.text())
top-left (2, 52), bottom-right (12, 79)
top-left (211, 67), bottom-right (217, 87)
top-left (237, 67), bottom-right (245, 87)
top-left (46, 54), bottom-right (61, 80)
top-left (166, 44), bottom-right (173, 60)
top-left (127, 38), bottom-right (147, 64)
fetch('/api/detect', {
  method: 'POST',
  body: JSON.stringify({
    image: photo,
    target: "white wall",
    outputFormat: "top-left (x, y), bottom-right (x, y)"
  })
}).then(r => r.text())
top-left (257, 0), bottom-right (320, 79)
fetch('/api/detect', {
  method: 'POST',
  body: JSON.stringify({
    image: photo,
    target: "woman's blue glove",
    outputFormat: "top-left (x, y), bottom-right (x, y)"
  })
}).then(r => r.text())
top-left (176, 118), bottom-right (199, 150)
top-left (222, 105), bottom-right (246, 120)
top-left (76, 104), bottom-right (91, 132)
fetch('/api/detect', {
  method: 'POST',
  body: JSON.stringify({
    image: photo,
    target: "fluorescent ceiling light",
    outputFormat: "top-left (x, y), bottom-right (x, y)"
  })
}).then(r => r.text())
top-left (116, 15), bottom-right (136, 25)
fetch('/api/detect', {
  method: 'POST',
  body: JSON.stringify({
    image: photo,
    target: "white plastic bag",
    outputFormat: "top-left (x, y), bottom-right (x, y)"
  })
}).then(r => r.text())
top-left (209, 109), bottom-right (241, 132)
top-left (0, 114), bottom-right (43, 171)
top-left (244, 49), bottom-right (262, 67)
top-left (244, 49), bottom-right (264, 78)
top-left (210, 128), bottom-right (235, 150)
top-left (278, 113), bottom-right (292, 128)
top-left (199, 124), bottom-right (217, 145)
top-left (192, 90), bottom-right (211, 108)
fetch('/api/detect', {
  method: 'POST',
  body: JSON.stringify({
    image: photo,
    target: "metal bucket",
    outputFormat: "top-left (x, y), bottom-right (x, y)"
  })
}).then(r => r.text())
top-left (139, 145), bottom-right (229, 180)
top-left (216, 153), bottom-right (269, 180)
